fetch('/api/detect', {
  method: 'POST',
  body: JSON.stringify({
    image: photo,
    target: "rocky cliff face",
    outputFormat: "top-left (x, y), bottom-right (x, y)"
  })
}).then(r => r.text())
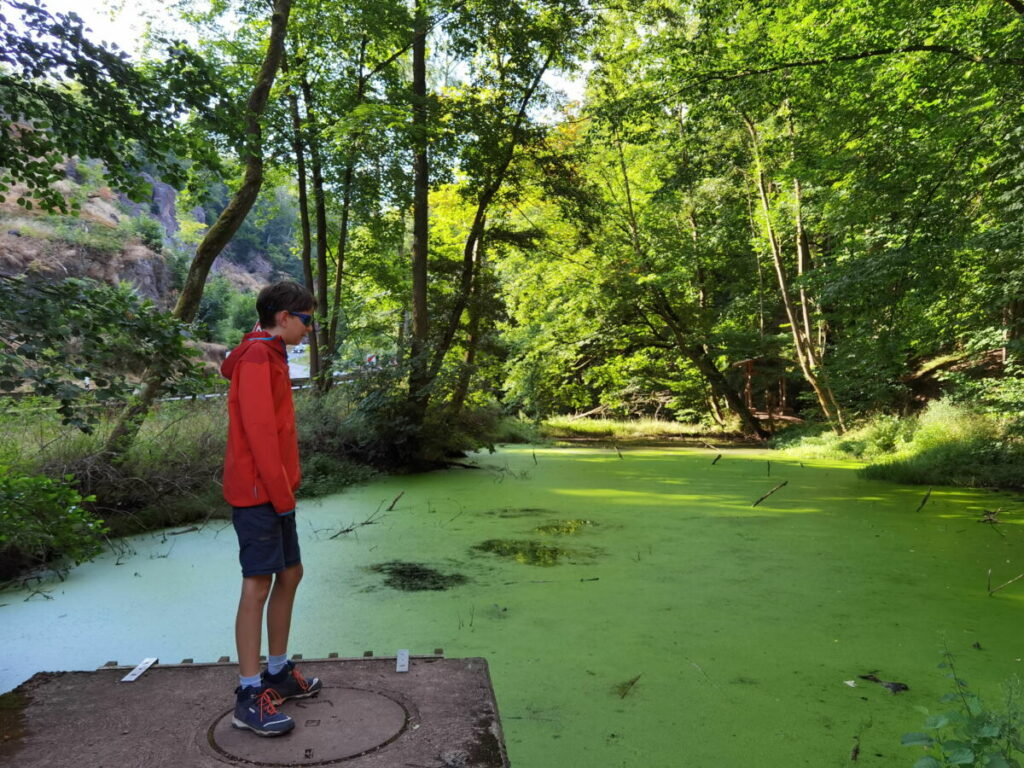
top-left (0, 166), bottom-right (277, 304)
top-left (116, 172), bottom-right (182, 244)
top-left (0, 230), bottom-right (173, 304)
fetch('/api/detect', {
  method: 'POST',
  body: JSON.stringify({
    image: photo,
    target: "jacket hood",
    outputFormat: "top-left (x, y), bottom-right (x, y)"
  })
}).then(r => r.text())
top-left (221, 331), bottom-right (287, 380)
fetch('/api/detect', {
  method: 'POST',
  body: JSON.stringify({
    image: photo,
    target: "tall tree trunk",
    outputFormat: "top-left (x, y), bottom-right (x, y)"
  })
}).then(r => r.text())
top-left (301, 76), bottom-right (331, 388)
top-left (103, 0), bottom-right (292, 458)
top-left (326, 39), bottom-right (368, 368)
top-left (408, 0), bottom-right (430, 419)
top-left (688, 212), bottom-right (707, 312)
top-left (327, 163), bottom-right (353, 359)
top-left (793, 177), bottom-right (817, 364)
top-left (787, 106), bottom-right (818, 366)
top-left (286, 53), bottom-right (319, 380)
top-left (744, 191), bottom-right (766, 339)
top-left (707, 388), bottom-right (726, 426)
top-left (743, 114), bottom-right (845, 432)
top-left (447, 222), bottom-right (485, 417)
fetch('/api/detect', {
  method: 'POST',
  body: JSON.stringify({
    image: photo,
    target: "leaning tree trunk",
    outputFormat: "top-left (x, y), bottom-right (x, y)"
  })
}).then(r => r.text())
top-left (103, 0), bottom-right (293, 458)
top-left (690, 347), bottom-right (767, 439)
top-left (447, 224), bottom-right (485, 418)
top-left (428, 54), bottom-right (551, 383)
top-left (650, 291), bottom-right (767, 440)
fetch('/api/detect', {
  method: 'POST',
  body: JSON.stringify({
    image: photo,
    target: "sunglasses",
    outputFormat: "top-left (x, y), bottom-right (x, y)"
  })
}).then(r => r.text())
top-left (288, 311), bottom-right (314, 327)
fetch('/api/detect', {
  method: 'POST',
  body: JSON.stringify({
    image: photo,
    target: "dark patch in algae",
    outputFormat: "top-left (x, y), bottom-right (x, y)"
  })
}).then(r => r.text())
top-left (369, 561), bottom-right (467, 591)
top-left (535, 519), bottom-right (593, 535)
top-left (487, 507), bottom-right (556, 518)
top-left (473, 539), bottom-right (573, 566)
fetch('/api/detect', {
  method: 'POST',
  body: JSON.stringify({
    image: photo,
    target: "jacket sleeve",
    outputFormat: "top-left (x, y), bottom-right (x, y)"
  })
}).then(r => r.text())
top-left (235, 359), bottom-right (296, 514)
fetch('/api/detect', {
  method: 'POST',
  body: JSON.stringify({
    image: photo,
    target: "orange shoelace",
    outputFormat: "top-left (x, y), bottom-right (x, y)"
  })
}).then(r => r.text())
top-left (291, 667), bottom-right (310, 691)
top-left (264, 667), bottom-right (310, 704)
top-left (257, 688), bottom-right (282, 716)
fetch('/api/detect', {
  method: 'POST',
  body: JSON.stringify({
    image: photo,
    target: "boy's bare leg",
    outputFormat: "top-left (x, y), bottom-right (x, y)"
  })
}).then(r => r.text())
top-left (267, 563), bottom-right (303, 657)
top-left (236, 574), bottom-right (273, 679)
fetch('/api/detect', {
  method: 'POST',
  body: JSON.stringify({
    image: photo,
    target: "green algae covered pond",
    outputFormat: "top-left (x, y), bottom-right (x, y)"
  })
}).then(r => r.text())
top-left (2, 445), bottom-right (1024, 766)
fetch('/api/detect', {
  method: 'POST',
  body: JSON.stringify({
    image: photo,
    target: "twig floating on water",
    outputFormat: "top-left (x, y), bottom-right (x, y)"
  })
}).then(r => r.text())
top-left (700, 440), bottom-right (717, 450)
top-left (988, 571), bottom-right (1024, 596)
top-left (915, 488), bottom-right (933, 513)
top-left (858, 673), bottom-right (908, 693)
top-left (386, 491), bottom-right (405, 511)
top-left (767, 460), bottom-right (771, 476)
top-left (712, 454), bottom-right (722, 465)
top-left (532, 450), bottom-right (538, 465)
top-left (167, 526), bottom-right (199, 536)
top-left (979, 508), bottom-right (1006, 536)
top-left (615, 674), bottom-right (642, 699)
top-left (329, 510), bottom-right (382, 539)
top-left (988, 568), bottom-right (992, 592)
top-left (979, 508), bottom-right (1003, 524)
top-left (752, 481), bottom-right (788, 507)
top-left (614, 443), bottom-right (623, 459)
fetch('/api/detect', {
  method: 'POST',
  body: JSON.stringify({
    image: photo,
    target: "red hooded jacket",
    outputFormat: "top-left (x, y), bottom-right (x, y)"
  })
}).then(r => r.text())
top-left (221, 332), bottom-right (300, 514)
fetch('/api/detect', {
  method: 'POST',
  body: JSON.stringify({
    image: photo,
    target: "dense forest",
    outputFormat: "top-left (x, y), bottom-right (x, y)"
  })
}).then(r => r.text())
top-left (3, 0), bottom-right (1024, 573)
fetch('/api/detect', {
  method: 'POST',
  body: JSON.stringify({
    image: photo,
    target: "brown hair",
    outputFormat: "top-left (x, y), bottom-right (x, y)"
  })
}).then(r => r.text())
top-left (256, 281), bottom-right (317, 328)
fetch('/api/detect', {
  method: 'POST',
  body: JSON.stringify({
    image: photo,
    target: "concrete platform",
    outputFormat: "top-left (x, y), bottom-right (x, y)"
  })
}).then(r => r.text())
top-left (0, 655), bottom-right (509, 767)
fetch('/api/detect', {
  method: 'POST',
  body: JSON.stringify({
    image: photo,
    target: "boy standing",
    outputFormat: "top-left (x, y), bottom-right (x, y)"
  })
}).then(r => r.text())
top-left (221, 281), bottom-right (323, 737)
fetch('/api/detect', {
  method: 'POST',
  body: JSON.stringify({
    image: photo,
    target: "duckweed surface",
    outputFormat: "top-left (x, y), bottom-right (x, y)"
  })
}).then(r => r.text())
top-left (534, 519), bottom-right (594, 535)
top-left (2, 445), bottom-right (1023, 767)
top-left (487, 507), bottom-right (554, 518)
top-left (472, 538), bottom-right (579, 566)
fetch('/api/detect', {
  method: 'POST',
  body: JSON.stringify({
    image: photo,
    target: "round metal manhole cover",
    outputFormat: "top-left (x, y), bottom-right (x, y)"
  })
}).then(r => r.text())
top-left (207, 686), bottom-right (409, 766)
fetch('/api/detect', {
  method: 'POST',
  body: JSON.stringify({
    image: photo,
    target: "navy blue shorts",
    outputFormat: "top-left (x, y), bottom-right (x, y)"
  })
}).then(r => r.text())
top-left (232, 503), bottom-right (301, 577)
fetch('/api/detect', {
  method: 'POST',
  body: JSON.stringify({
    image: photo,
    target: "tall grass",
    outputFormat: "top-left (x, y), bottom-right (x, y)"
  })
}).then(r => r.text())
top-left (776, 400), bottom-right (1024, 489)
top-left (541, 416), bottom-right (722, 440)
top-left (2, 398), bottom-right (230, 536)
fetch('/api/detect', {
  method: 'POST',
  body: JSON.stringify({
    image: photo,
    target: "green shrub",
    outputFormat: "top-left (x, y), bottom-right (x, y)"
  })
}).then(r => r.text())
top-left (0, 467), bottom-right (106, 580)
top-left (866, 401), bottom-right (1024, 488)
top-left (778, 401), bottom-right (1024, 489)
top-left (902, 650), bottom-right (1024, 767)
top-left (298, 453), bottom-right (377, 498)
top-left (493, 414), bottom-right (542, 444)
top-left (1, 399), bottom-right (229, 539)
top-left (125, 215), bottom-right (165, 253)
top-left (294, 367), bottom-right (507, 468)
